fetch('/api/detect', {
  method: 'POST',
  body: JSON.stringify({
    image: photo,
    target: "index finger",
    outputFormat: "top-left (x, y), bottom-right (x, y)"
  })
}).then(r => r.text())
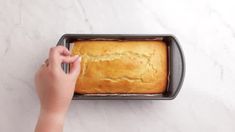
top-left (48, 46), bottom-right (70, 69)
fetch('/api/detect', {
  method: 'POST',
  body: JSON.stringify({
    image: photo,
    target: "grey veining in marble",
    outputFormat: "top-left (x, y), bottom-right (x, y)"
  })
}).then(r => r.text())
top-left (0, 0), bottom-right (235, 132)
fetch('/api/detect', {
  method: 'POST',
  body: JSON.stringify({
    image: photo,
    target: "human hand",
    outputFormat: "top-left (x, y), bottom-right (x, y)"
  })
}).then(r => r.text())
top-left (35, 46), bottom-right (81, 132)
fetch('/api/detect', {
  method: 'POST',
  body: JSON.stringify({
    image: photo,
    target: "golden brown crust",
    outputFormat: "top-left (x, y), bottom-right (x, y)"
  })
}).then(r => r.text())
top-left (71, 40), bottom-right (168, 94)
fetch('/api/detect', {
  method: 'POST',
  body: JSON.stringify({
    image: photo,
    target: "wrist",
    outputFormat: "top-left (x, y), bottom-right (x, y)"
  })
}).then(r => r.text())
top-left (40, 102), bottom-right (70, 118)
top-left (35, 109), bottom-right (66, 132)
top-left (39, 109), bottom-right (66, 124)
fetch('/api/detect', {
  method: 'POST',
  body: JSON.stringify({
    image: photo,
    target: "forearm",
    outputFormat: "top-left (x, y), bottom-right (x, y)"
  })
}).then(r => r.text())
top-left (35, 110), bottom-right (66, 132)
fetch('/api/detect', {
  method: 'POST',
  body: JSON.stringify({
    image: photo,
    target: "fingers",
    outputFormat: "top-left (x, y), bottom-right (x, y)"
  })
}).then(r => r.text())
top-left (69, 56), bottom-right (81, 78)
top-left (61, 55), bottom-right (79, 63)
top-left (49, 46), bottom-right (70, 69)
top-left (47, 46), bottom-right (81, 78)
top-left (39, 59), bottom-right (49, 70)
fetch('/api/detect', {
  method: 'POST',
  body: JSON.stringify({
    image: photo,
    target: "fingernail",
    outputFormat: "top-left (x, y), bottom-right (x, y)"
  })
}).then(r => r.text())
top-left (74, 55), bottom-right (81, 61)
top-left (78, 56), bottom-right (82, 61)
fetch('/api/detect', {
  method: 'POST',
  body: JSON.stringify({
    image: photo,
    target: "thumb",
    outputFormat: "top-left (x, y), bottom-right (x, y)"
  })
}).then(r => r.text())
top-left (69, 56), bottom-right (82, 79)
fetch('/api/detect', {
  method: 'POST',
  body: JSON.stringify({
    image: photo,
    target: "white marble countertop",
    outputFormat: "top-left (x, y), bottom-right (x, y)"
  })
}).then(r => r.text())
top-left (0, 0), bottom-right (235, 131)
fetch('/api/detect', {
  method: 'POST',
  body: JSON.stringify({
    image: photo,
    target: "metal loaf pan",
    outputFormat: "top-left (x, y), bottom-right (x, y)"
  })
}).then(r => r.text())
top-left (57, 34), bottom-right (185, 100)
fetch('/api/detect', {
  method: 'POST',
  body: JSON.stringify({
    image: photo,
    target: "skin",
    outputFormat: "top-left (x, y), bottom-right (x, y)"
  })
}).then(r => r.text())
top-left (34, 46), bottom-right (81, 132)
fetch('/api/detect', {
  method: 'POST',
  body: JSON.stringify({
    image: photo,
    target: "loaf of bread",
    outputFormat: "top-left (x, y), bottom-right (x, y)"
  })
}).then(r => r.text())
top-left (71, 40), bottom-right (168, 94)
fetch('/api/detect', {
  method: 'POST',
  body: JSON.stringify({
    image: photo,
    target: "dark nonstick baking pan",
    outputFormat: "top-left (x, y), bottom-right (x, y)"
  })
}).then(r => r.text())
top-left (57, 34), bottom-right (185, 100)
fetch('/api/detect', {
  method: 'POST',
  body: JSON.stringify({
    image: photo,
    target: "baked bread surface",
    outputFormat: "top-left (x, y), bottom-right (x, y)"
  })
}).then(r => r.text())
top-left (71, 40), bottom-right (168, 94)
